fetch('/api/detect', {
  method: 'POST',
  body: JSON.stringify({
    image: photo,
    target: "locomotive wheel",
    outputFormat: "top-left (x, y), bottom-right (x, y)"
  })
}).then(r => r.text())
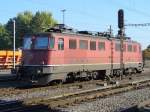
top-left (124, 69), bottom-right (129, 75)
top-left (49, 80), bottom-right (63, 86)
top-left (137, 70), bottom-right (142, 73)
top-left (66, 74), bottom-right (75, 83)
top-left (116, 70), bottom-right (121, 77)
top-left (128, 68), bottom-right (133, 75)
top-left (92, 72), bottom-right (99, 80)
top-left (132, 68), bottom-right (137, 74)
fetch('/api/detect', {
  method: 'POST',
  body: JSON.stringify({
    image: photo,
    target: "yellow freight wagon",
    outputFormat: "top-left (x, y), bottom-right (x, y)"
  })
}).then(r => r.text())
top-left (0, 50), bottom-right (22, 69)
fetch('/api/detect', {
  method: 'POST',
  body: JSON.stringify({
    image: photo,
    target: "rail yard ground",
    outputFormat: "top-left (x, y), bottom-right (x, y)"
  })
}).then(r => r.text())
top-left (0, 65), bottom-right (149, 112)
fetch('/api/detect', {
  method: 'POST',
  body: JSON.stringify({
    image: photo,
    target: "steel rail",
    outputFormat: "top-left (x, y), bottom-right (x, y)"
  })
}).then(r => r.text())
top-left (24, 78), bottom-right (150, 107)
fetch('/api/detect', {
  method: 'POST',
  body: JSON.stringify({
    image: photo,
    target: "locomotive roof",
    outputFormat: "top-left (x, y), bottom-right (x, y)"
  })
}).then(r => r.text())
top-left (24, 32), bottom-right (139, 44)
top-left (24, 24), bottom-right (140, 44)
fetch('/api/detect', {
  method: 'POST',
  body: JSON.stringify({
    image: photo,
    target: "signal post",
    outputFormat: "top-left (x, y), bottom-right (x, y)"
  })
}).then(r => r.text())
top-left (118, 9), bottom-right (124, 80)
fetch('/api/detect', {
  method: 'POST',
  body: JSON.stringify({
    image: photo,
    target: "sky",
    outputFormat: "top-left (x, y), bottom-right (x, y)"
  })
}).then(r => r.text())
top-left (0, 0), bottom-right (150, 49)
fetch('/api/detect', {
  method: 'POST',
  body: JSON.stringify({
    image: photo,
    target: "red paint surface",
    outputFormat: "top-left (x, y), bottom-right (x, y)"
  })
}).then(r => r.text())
top-left (23, 33), bottom-right (142, 65)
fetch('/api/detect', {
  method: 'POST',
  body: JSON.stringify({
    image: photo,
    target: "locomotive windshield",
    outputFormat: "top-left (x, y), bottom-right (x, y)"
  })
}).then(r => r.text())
top-left (35, 36), bottom-right (48, 49)
top-left (23, 35), bottom-right (54, 49)
top-left (23, 37), bottom-right (32, 49)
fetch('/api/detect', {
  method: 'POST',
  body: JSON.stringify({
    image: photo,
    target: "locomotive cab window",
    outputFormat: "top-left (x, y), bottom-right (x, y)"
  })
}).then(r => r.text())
top-left (90, 41), bottom-right (96, 50)
top-left (23, 37), bottom-right (32, 49)
top-left (69, 39), bottom-right (76, 49)
top-left (58, 38), bottom-right (64, 50)
top-left (49, 37), bottom-right (55, 49)
top-left (98, 42), bottom-right (105, 50)
top-left (35, 36), bottom-right (48, 49)
top-left (79, 40), bottom-right (88, 50)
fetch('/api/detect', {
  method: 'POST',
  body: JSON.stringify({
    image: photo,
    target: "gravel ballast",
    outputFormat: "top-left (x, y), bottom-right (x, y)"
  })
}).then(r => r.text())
top-left (62, 87), bottom-right (150, 112)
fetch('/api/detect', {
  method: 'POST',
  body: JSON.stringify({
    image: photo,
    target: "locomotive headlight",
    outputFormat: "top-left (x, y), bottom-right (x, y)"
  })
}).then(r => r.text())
top-left (37, 68), bottom-right (43, 74)
top-left (37, 69), bottom-right (42, 74)
top-left (37, 70), bottom-right (41, 74)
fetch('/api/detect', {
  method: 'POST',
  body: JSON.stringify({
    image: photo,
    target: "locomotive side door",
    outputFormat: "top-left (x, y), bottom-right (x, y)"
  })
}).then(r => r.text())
top-left (57, 38), bottom-right (65, 64)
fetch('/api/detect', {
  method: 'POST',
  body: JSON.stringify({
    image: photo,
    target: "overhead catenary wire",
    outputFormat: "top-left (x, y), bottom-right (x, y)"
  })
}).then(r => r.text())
top-left (125, 23), bottom-right (150, 27)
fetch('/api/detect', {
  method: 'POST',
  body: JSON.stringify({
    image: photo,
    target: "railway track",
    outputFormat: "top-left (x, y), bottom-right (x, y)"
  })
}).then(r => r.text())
top-left (0, 100), bottom-right (49, 112)
top-left (24, 78), bottom-right (150, 108)
top-left (0, 70), bottom-right (149, 101)
top-left (0, 69), bottom-right (149, 93)
top-left (0, 75), bottom-right (149, 111)
top-left (0, 80), bottom-right (149, 112)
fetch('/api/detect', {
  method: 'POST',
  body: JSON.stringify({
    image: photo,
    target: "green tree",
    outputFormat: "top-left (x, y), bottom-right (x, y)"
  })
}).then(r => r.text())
top-left (5, 11), bottom-right (57, 48)
top-left (0, 24), bottom-right (12, 49)
top-left (16, 11), bottom-right (33, 37)
top-left (31, 11), bottom-right (57, 33)
top-left (6, 11), bottom-right (33, 48)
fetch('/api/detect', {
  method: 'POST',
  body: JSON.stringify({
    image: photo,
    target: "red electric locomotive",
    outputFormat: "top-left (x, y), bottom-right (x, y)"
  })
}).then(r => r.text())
top-left (17, 24), bottom-right (143, 85)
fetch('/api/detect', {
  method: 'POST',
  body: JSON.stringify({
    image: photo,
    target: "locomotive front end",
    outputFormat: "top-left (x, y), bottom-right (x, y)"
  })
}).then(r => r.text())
top-left (18, 33), bottom-right (54, 85)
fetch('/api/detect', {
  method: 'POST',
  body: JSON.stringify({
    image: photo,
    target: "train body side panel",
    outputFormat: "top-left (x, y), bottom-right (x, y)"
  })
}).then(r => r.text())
top-left (20, 33), bottom-right (143, 85)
